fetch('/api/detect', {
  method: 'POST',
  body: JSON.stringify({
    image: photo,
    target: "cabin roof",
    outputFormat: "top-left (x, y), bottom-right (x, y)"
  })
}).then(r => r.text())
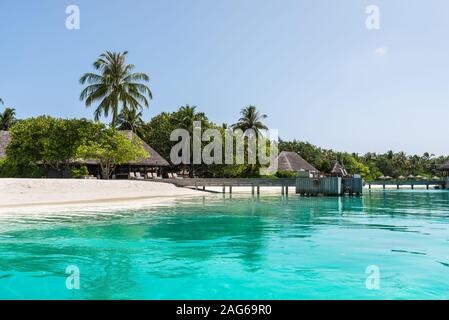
top-left (76, 130), bottom-right (170, 167)
top-left (267, 151), bottom-right (319, 174)
top-left (331, 161), bottom-right (348, 177)
top-left (0, 131), bottom-right (11, 159)
top-left (0, 129), bottom-right (170, 167)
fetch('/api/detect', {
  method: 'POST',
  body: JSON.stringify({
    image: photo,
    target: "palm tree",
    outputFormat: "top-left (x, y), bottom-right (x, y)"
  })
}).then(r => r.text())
top-left (117, 108), bottom-right (145, 136)
top-left (80, 51), bottom-right (152, 127)
top-left (232, 105), bottom-right (268, 135)
top-left (0, 98), bottom-right (3, 105)
top-left (0, 107), bottom-right (17, 131)
top-left (172, 105), bottom-right (207, 131)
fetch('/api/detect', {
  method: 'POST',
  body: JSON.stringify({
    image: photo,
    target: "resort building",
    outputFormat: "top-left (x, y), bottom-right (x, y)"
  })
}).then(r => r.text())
top-left (70, 130), bottom-right (170, 179)
top-left (266, 151), bottom-right (319, 175)
top-left (0, 130), bottom-right (171, 179)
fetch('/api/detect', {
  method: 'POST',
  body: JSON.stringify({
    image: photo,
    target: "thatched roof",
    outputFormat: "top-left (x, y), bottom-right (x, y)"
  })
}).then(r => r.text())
top-left (121, 130), bottom-right (170, 166)
top-left (0, 131), bottom-right (11, 159)
top-left (331, 161), bottom-right (348, 177)
top-left (267, 151), bottom-right (319, 174)
top-left (77, 130), bottom-right (170, 167)
top-left (0, 129), bottom-right (169, 166)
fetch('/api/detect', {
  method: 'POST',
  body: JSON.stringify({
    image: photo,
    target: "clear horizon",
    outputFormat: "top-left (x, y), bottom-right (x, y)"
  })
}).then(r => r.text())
top-left (1, 0), bottom-right (448, 155)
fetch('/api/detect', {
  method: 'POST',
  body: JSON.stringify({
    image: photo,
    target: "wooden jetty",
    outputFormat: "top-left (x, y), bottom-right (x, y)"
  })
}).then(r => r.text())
top-left (367, 179), bottom-right (447, 190)
top-left (167, 177), bottom-right (363, 196)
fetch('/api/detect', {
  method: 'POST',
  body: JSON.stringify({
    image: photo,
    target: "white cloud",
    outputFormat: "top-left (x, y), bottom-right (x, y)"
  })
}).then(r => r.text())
top-left (374, 47), bottom-right (388, 56)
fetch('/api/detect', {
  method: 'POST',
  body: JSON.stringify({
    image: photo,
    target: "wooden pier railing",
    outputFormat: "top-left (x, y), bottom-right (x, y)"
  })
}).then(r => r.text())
top-left (368, 180), bottom-right (446, 190)
top-left (162, 177), bottom-right (363, 196)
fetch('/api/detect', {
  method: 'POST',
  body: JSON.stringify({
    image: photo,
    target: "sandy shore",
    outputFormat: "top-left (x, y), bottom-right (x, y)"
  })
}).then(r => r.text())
top-left (2, 178), bottom-right (431, 213)
top-left (0, 179), bottom-right (286, 213)
top-left (0, 179), bottom-right (213, 212)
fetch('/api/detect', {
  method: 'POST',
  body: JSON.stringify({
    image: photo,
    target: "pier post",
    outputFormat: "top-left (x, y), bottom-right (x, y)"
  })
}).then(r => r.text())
top-left (426, 184), bottom-right (429, 190)
top-left (203, 186), bottom-right (205, 191)
top-left (281, 185), bottom-right (285, 195)
top-left (383, 184), bottom-right (385, 190)
top-left (252, 185), bottom-right (255, 195)
top-left (286, 186), bottom-right (289, 195)
top-left (411, 184), bottom-right (414, 190)
top-left (397, 184), bottom-right (399, 190)
top-left (229, 186), bottom-right (232, 194)
top-left (257, 186), bottom-right (260, 195)
top-left (222, 185), bottom-right (225, 193)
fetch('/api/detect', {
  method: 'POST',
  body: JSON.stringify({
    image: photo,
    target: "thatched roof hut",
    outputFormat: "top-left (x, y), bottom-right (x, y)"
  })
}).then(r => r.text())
top-left (266, 151), bottom-right (319, 174)
top-left (76, 130), bottom-right (170, 167)
top-left (0, 131), bottom-right (11, 159)
top-left (331, 161), bottom-right (348, 177)
top-left (0, 129), bottom-right (170, 167)
top-left (122, 130), bottom-right (170, 167)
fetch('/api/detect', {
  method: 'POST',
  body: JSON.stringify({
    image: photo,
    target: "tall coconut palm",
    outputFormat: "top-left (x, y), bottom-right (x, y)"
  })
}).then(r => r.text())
top-left (232, 105), bottom-right (268, 135)
top-left (117, 108), bottom-right (145, 136)
top-left (0, 107), bottom-right (17, 130)
top-left (79, 51), bottom-right (152, 127)
top-left (0, 98), bottom-right (3, 105)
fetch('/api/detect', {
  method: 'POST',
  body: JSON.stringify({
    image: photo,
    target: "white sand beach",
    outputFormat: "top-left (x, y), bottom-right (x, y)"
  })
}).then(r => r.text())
top-left (0, 179), bottom-right (288, 213)
top-left (0, 178), bottom-right (212, 212)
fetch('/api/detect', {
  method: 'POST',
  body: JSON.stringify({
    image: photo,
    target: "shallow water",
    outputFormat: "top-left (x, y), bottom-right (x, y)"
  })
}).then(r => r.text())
top-left (0, 190), bottom-right (448, 300)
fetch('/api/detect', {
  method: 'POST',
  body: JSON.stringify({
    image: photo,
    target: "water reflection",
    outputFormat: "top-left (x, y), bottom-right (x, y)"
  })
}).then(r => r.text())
top-left (0, 191), bottom-right (448, 299)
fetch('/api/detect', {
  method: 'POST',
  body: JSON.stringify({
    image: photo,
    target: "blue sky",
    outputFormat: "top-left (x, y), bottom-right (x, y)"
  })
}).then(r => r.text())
top-left (1, 0), bottom-right (448, 155)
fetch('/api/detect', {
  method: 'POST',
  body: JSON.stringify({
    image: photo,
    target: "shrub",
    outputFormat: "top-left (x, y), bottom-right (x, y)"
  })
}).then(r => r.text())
top-left (275, 170), bottom-right (297, 178)
top-left (70, 165), bottom-right (89, 179)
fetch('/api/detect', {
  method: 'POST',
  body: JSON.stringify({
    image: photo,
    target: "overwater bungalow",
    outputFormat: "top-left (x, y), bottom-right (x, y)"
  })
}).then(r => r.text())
top-left (266, 151), bottom-right (319, 176)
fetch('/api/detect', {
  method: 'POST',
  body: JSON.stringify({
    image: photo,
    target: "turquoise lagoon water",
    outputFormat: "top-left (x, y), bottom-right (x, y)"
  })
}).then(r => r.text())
top-left (0, 190), bottom-right (449, 300)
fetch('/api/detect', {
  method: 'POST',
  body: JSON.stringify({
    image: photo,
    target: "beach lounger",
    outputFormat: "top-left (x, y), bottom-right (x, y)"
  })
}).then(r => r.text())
top-left (135, 172), bottom-right (144, 180)
top-left (129, 172), bottom-right (136, 180)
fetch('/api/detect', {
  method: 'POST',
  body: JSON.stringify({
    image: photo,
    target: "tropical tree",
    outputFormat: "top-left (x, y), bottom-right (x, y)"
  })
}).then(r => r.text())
top-left (76, 128), bottom-right (148, 179)
top-left (0, 98), bottom-right (3, 105)
top-left (171, 105), bottom-right (208, 131)
top-left (4, 116), bottom-right (97, 177)
top-left (0, 107), bottom-right (17, 130)
top-left (232, 105), bottom-right (268, 135)
top-left (117, 108), bottom-right (145, 136)
top-left (79, 51), bottom-right (152, 126)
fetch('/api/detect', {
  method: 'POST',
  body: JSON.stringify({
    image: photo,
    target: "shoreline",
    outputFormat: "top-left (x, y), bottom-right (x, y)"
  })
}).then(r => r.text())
top-left (0, 178), bottom-right (443, 214)
top-left (0, 178), bottom-right (282, 213)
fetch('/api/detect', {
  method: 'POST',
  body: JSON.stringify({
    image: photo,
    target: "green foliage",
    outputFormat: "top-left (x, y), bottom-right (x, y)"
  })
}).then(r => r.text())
top-left (80, 51), bottom-right (152, 127)
top-left (76, 128), bottom-right (148, 179)
top-left (278, 139), bottom-right (448, 181)
top-left (275, 170), bottom-right (297, 178)
top-left (0, 158), bottom-right (8, 177)
top-left (0, 107), bottom-right (17, 130)
top-left (232, 105), bottom-right (268, 134)
top-left (70, 165), bottom-right (89, 179)
top-left (5, 116), bottom-right (99, 177)
top-left (117, 108), bottom-right (145, 136)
